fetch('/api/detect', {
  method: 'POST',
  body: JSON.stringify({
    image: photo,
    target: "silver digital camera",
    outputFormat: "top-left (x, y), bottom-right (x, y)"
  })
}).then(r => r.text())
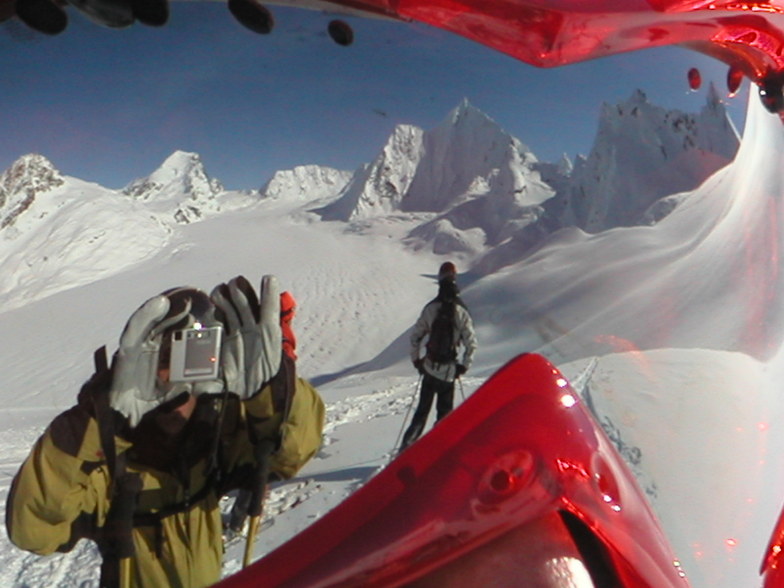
top-left (169, 325), bottom-right (223, 382)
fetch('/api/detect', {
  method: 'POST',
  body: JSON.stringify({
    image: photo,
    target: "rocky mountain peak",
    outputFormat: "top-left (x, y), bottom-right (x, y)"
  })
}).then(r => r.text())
top-left (445, 97), bottom-right (488, 127)
top-left (261, 165), bottom-right (353, 202)
top-left (317, 124), bottom-right (425, 221)
top-left (551, 88), bottom-right (740, 233)
top-left (322, 99), bottom-right (542, 223)
top-left (0, 153), bottom-right (64, 230)
top-left (122, 150), bottom-right (224, 224)
top-left (1, 154), bottom-right (63, 199)
top-left (124, 150), bottom-right (222, 199)
top-left (402, 100), bottom-right (537, 213)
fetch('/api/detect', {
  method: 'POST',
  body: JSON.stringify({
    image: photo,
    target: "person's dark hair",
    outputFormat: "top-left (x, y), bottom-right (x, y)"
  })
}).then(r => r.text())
top-left (437, 278), bottom-right (459, 302)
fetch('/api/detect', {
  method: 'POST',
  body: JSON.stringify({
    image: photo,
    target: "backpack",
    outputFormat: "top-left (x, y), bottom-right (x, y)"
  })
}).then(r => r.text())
top-left (426, 300), bottom-right (458, 364)
top-left (250, 353), bottom-right (325, 480)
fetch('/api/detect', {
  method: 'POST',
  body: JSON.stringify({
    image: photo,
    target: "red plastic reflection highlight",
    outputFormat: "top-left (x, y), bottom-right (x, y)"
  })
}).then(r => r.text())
top-left (761, 502), bottom-right (784, 586)
top-left (315, 0), bottom-right (784, 98)
top-left (8, 0), bottom-right (784, 86)
top-left (216, 354), bottom-right (688, 587)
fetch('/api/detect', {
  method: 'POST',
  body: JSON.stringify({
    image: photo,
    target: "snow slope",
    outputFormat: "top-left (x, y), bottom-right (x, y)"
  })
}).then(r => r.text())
top-left (488, 91), bottom-right (784, 588)
top-left (0, 91), bottom-right (781, 588)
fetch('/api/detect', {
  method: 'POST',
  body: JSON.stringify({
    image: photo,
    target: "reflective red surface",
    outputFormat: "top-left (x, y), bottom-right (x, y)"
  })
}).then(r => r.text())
top-left (216, 354), bottom-right (688, 587)
top-left (762, 503), bottom-right (784, 586)
top-left (312, 1), bottom-right (784, 94)
top-left (8, 0), bottom-right (784, 95)
top-left (410, 1), bottom-right (784, 76)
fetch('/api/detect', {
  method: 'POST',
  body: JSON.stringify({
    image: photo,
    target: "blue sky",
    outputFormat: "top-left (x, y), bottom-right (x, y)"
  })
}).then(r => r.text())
top-left (0, 3), bottom-right (749, 190)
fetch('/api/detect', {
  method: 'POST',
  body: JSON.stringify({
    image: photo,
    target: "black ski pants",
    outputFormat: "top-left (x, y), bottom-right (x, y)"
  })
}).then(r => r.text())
top-left (401, 373), bottom-right (455, 449)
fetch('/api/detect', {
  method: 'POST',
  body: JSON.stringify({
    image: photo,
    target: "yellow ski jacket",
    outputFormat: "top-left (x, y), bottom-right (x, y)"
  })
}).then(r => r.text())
top-left (6, 376), bottom-right (324, 588)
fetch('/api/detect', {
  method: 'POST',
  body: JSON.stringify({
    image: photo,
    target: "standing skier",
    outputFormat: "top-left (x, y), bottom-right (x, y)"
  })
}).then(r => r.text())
top-left (401, 262), bottom-right (477, 450)
top-left (6, 276), bottom-right (324, 588)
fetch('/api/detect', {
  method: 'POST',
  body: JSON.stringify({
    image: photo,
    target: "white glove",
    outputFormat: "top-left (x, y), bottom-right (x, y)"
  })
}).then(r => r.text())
top-left (108, 295), bottom-right (190, 427)
top-left (211, 275), bottom-right (281, 399)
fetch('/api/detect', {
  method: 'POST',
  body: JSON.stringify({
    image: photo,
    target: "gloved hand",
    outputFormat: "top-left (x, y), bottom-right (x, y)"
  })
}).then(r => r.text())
top-left (109, 295), bottom-right (191, 428)
top-left (211, 275), bottom-right (282, 399)
top-left (413, 358), bottom-right (425, 375)
top-left (455, 364), bottom-right (467, 377)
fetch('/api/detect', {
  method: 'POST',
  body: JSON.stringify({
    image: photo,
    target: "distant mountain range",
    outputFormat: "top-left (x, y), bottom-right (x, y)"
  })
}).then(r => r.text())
top-left (0, 86), bottom-right (739, 280)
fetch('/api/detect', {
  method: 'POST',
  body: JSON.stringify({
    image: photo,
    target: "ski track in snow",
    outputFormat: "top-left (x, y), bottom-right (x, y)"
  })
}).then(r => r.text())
top-left (320, 383), bottom-right (416, 448)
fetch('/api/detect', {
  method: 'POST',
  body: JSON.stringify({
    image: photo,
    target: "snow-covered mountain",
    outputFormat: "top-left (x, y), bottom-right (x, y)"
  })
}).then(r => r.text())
top-left (319, 100), bottom-right (555, 258)
top-left (401, 98), bottom-right (551, 213)
top-left (0, 151), bottom-right (267, 312)
top-left (123, 150), bottom-right (226, 223)
top-left (0, 92), bottom-right (738, 314)
top-left (544, 84), bottom-right (739, 233)
top-left (0, 95), bottom-right (738, 262)
top-left (0, 154), bottom-right (64, 231)
top-left (0, 155), bottom-right (172, 311)
top-left (320, 93), bottom-right (737, 266)
top-left (260, 165), bottom-right (353, 203)
top-left (474, 86), bottom-right (740, 274)
top-left (317, 124), bottom-right (425, 221)
top-left (404, 101), bottom-right (555, 257)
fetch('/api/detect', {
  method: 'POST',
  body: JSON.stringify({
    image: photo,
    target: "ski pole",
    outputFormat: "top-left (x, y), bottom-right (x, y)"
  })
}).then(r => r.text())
top-left (394, 374), bottom-right (422, 453)
top-left (243, 439), bottom-right (275, 569)
top-left (242, 356), bottom-right (296, 567)
top-left (119, 556), bottom-right (132, 588)
top-left (457, 375), bottom-right (466, 401)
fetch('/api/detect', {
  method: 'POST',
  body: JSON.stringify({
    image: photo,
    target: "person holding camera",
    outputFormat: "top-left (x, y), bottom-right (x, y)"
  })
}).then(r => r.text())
top-left (5, 275), bottom-right (325, 588)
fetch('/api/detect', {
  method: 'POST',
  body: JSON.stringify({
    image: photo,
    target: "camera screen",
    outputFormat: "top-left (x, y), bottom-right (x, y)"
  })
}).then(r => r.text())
top-left (169, 326), bottom-right (222, 382)
top-left (184, 329), bottom-right (219, 376)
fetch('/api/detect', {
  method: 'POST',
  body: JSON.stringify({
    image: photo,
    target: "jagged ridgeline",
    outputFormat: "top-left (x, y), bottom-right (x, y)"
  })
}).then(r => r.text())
top-left (0, 88), bottom-right (738, 276)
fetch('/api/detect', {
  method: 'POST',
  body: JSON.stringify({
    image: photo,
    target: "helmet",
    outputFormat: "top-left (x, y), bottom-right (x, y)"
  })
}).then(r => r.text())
top-left (438, 261), bottom-right (457, 282)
